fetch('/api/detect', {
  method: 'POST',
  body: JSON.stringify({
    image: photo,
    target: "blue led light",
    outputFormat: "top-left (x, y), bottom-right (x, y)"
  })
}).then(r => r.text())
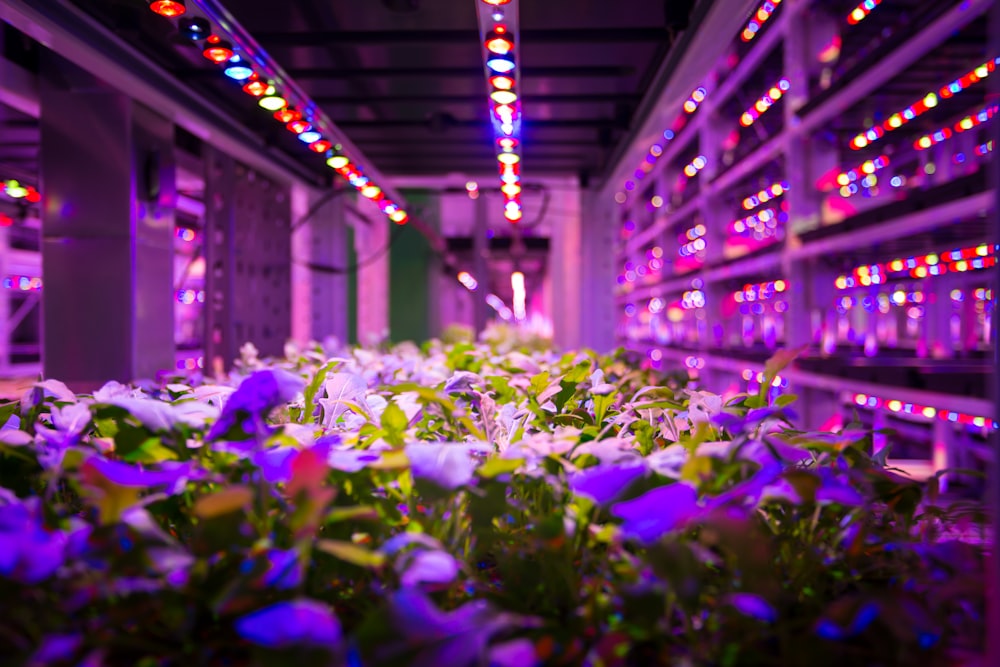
top-left (224, 65), bottom-right (254, 81)
top-left (298, 131), bottom-right (322, 144)
top-left (486, 55), bottom-right (516, 74)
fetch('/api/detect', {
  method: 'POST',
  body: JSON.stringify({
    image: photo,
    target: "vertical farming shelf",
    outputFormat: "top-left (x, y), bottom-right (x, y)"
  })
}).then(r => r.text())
top-left (612, 0), bottom-right (996, 489)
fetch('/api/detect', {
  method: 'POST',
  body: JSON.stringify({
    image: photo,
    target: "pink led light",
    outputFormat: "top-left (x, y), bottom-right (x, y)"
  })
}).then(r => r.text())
top-left (739, 79), bottom-right (790, 127)
top-left (741, 0), bottom-right (782, 42)
top-left (850, 58), bottom-right (1000, 149)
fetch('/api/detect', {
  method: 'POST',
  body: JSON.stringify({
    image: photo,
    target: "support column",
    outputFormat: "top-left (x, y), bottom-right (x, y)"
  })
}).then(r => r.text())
top-left (291, 183), bottom-right (351, 346)
top-left (579, 188), bottom-right (616, 351)
top-left (39, 53), bottom-right (174, 388)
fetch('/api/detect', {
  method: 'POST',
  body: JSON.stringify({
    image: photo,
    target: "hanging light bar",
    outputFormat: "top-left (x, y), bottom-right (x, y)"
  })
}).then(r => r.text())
top-left (733, 279), bottom-right (787, 303)
top-left (476, 0), bottom-right (523, 224)
top-left (834, 243), bottom-right (999, 288)
top-left (741, 0), bottom-right (782, 43)
top-left (846, 0), bottom-right (882, 25)
top-left (741, 181), bottom-right (789, 210)
top-left (145, 0), bottom-right (410, 228)
top-left (739, 78), bottom-right (790, 127)
top-left (850, 58), bottom-right (1000, 149)
top-left (852, 393), bottom-right (997, 430)
top-left (913, 104), bottom-right (999, 150)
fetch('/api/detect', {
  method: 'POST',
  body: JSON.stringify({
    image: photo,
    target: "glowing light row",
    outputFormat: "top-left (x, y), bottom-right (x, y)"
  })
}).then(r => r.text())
top-left (742, 181), bottom-right (789, 210)
top-left (976, 140), bottom-right (994, 156)
top-left (176, 356), bottom-right (206, 371)
top-left (146, 2), bottom-right (409, 226)
top-left (742, 369), bottom-right (788, 388)
top-left (175, 227), bottom-right (198, 242)
top-left (457, 271), bottom-right (479, 291)
top-left (739, 79), bottom-right (790, 128)
top-left (511, 271), bottom-right (527, 320)
top-left (835, 155), bottom-right (889, 187)
top-left (2, 179), bottom-right (40, 203)
top-left (486, 294), bottom-right (514, 321)
top-left (835, 243), bottom-right (998, 288)
top-left (741, 0), bottom-right (782, 42)
top-left (683, 155), bottom-right (708, 178)
top-left (850, 58), bottom-right (1000, 150)
top-left (731, 207), bottom-right (777, 234)
top-left (846, 0), bottom-right (881, 25)
top-left (477, 1), bottom-right (523, 223)
top-left (852, 393), bottom-right (997, 430)
top-left (679, 224), bottom-right (707, 257)
top-left (683, 87), bottom-right (708, 114)
top-left (176, 289), bottom-right (206, 305)
top-left (681, 289), bottom-right (706, 309)
top-left (329, 161), bottom-right (408, 224)
top-left (734, 279), bottom-right (787, 303)
top-left (2, 275), bottom-right (42, 291)
top-left (914, 105), bottom-right (998, 150)
top-left (615, 82), bottom-right (706, 204)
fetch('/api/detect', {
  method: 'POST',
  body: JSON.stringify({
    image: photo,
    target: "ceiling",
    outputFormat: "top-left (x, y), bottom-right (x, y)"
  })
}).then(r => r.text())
top-left (43, 0), bottom-right (697, 183)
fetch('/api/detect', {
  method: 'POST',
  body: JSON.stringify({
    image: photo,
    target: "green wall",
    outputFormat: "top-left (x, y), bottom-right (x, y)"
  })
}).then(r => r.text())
top-left (388, 189), bottom-right (437, 343)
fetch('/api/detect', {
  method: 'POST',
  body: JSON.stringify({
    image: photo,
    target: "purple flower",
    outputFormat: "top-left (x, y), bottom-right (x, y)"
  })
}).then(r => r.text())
top-left (252, 446), bottom-right (298, 483)
top-left (83, 457), bottom-right (201, 494)
top-left (405, 443), bottom-right (483, 490)
top-left (399, 549), bottom-right (460, 589)
top-left (208, 370), bottom-right (305, 441)
top-left (235, 599), bottom-right (341, 649)
top-left (260, 549), bottom-right (303, 589)
top-left (611, 483), bottom-right (702, 544)
top-left (569, 463), bottom-right (646, 504)
top-left (0, 499), bottom-right (68, 583)
top-left (726, 593), bottom-right (777, 623)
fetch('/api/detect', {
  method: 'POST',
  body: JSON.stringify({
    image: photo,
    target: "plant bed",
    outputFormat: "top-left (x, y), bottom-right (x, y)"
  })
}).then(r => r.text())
top-left (0, 339), bottom-right (988, 666)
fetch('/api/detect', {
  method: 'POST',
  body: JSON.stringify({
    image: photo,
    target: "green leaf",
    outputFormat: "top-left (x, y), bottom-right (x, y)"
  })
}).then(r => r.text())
top-left (316, 539), bottom-right (385, 568)
top-left (121, 437), bottom-right (178, 463)
top-left (326, 505), bottom-right (380, 523)
top-left (773, 393), bottom-right (798, 407)
top-left (193, 486), bottom-right (254, 519)
top-left (380, 402), bottom-right (409, 447)
top-left (477, 457), bottom-right (523, 479)
top-left (302, 360), bottom-right (339, 424)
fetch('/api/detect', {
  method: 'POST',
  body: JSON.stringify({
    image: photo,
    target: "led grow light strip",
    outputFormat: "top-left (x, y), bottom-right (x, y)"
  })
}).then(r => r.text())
top-left (731, 207), bottom-right (777, 234)
top-left (733, 279), bottom-right (787, 303)
top-left (741, 0), bottom-right (782, 42)
top-left (678, 224), bottom-right (707, 257)
top-left (914, 104), bottom-right (999, 150)
top-left (145, 0), bottom-right (409, 226)
top-left (846, 0), bottom-right (882, 25)
top-left (742, 369), bottom-right (787, 388)
top-left (835, 155), bottom-right (889, 187)
top-left (2, 275), bottom-right (42, 291)
top-left (852, 393), bottom-right (997, 429)
top-left (739, 79), bottom-right (790, 127)
top-left (2, 179), bottom-right (40, 202)
top-left (475, 0), bottom-right (523, 223)
top-left (683, 155), bottom-right (708, 178)
top-left (850, 58), bottom-right (1000, 150)
top-left (834, 243), bottom-right (998, 288)
top-left (742, 181), bottom-right (789, 210)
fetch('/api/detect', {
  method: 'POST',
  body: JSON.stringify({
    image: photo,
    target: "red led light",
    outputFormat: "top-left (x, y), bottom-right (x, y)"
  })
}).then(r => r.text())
top-left (309, 140), bottom-right (332, 153)
top-left (273, 108), bottom-right (301, 123)
top-left (485, 30), bottom-right (514, 55)
top-left (242, 79), bottom-right (268, 97)
top-left (286, 119), bottom-right (311, 134)
top-left (497, 137), bottom-right (519, 149)
top-left (25, 188), bottom-right (40, 203)
top-left (203, 40), bottom-right (234, 64)
top-left (149, 0), bottom-right (186, 18)
top-left (482, 0), bottom-right (512, 5)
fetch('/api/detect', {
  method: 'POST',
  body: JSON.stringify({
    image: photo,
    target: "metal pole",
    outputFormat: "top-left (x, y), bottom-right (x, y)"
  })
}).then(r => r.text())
top-left (472, 192), bottom-right (490, 336)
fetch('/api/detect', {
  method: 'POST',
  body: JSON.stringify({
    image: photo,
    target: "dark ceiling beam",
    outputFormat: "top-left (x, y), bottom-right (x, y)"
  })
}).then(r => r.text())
top-left (256, 27), bottom-right (668, 46)
top-left (315, 92), bottom-right (640, 105)
top-left (283, 65), bottom-right (635, 79)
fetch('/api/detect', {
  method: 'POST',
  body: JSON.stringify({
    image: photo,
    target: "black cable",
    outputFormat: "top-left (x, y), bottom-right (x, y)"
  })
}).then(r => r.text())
top-left (290, 187), bottom-right (348, 232)
top-left (298, 224), bottom-right (407, 275)
top-left (518, 182), bottom-right (551, 230)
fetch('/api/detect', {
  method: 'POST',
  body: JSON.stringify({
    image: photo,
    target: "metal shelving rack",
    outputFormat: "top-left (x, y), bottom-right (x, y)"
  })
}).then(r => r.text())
top-left (611, 0), bottom-right (997, 486)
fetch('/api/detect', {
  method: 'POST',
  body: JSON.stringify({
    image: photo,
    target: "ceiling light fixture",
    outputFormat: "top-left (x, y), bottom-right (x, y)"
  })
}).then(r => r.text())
top-left (202, 35), bottom-right (234, 63)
